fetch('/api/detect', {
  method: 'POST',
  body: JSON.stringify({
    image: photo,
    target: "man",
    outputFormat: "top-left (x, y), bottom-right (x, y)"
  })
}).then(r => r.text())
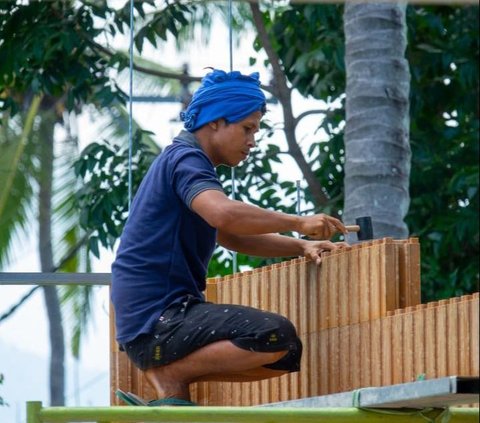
top-left (111, 69), bottom-right (348, 406)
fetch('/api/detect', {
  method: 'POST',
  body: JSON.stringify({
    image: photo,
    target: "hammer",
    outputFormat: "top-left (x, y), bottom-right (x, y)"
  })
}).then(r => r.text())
top-left (345, 216), bottom-right (373, 241)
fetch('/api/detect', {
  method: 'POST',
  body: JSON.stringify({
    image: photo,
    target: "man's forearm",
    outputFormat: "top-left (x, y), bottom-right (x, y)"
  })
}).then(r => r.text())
top-left (217, 232), bottom-right (305, 258)
top-left (214, 200), bottom-right (302, 235)
top-left (192, 190), bottom-right (301, 235)
top-left (192, 189), bottom-right (345, 239)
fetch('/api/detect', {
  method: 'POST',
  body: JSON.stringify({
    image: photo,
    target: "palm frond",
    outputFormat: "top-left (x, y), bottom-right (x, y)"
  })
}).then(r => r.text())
top-left (0, 97), bottom-right (42, 268)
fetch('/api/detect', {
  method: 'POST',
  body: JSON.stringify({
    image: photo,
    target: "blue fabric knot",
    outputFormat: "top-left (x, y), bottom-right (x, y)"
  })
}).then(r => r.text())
top-left (179, 110), bottom-right (197, 130)
top-left (180, 69), bottom-right (266, 132)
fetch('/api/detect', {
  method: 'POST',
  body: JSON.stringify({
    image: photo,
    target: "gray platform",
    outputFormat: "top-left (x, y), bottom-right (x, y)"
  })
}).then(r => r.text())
top-left (266, 376), bottom-right (479, 409)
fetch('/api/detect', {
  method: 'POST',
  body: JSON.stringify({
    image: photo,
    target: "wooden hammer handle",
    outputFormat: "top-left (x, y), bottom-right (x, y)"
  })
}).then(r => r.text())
top-left (345, 224), bottom-right (360, 232)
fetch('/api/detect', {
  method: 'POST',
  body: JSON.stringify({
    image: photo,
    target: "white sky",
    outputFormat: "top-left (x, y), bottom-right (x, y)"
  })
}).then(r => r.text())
top-left (0, 11), bottom-right (331, 422)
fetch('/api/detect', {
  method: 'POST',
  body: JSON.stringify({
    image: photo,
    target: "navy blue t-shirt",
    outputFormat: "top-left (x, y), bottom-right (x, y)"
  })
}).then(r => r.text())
top-left (111, 131), bottom-right (224, 344)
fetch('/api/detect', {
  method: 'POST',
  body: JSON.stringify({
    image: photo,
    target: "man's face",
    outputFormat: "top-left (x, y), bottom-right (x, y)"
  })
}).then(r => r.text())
top-left (210, 111), bottom-right (262, 167)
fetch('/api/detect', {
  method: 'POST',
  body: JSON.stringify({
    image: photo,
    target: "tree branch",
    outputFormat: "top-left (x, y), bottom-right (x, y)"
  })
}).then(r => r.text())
top-left (249, 3), bottom-right (330, 207)
top-left (295, 109), bottom-right (328, 126)
top-left (85, 35), bottom-right (277, 95)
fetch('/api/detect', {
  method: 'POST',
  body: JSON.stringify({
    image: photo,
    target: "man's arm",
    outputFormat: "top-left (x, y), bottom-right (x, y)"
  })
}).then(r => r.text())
top-left (217, 231), bottom-right (349, 265)
top-left (191, 189), bottom-right (346, 240)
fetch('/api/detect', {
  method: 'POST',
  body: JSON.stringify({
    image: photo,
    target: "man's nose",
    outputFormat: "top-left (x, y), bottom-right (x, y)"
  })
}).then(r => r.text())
top-left (247, 134), bottom-right (256, 148)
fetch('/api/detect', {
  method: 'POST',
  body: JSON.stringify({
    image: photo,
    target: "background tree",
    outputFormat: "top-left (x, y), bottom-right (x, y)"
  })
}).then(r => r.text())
top-left (266, 3), bottom-right (478, 300)
top-left (343, 3), bottom-right (411, 240)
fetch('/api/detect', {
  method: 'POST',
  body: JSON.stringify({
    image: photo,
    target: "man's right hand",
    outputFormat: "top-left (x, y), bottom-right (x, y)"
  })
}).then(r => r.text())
top-left (297, 214), bottom-right (347, 240)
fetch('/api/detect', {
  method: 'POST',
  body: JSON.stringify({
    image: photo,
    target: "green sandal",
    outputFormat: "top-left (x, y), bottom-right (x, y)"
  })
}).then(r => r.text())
top-left (115, 389), bottom-right (197, 407)
top-left (149, 397), bottom-right (197, 406)
top-left (115, 389), bottom-right (148, 406)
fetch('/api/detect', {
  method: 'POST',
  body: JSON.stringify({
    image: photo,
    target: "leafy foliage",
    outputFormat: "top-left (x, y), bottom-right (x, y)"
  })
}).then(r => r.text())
top-left (0, 372), bottom-right (6, 407)
top-left (0, 1), bottom-right (125, 117)
top-left (263, 5), bottom-right (347, 215)
top-left (74, 129), bottom-right (158, 257)
top-left (0, 1), bottom-right (196, 118)
top-left (268, 4), bottom-right (479, 301)
top-left (268, 5), bottom-right (345, 100)
top-left (405, 6), bottom-right (479, 300)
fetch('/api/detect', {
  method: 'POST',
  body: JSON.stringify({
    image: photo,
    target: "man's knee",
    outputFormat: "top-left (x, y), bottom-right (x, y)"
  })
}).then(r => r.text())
top-left (263, 336), bottom-right (302, 372)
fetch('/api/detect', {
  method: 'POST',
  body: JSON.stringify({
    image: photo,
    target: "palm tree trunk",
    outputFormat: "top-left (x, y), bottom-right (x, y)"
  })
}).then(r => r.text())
top-left (343, 3), bottom-right (411, 240)
top-left (38, 109), bottom-right (65, 406)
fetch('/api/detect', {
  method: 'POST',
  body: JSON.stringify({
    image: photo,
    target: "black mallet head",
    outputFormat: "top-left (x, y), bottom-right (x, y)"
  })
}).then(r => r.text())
top-left (355, 216), bottom-right (373, 241)
top-left (345, 216), bottom-right (374, 241)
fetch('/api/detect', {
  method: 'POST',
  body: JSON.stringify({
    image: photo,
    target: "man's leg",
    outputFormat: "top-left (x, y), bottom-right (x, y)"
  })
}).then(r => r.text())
top-left (144, 340), bottom-right (289, 400)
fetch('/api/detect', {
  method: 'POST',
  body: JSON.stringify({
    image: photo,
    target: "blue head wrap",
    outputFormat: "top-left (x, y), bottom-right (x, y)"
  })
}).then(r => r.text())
top-left (180, 69), bottom-right (266, 132)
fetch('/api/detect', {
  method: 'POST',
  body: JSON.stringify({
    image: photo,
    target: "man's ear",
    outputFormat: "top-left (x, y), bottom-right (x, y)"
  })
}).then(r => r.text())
top-left (209, 119), bottom-right (225, 130)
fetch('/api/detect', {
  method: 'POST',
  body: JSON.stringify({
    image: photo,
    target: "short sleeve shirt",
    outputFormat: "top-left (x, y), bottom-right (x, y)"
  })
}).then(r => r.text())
top-left (111, 131), bottom-right (224, 344)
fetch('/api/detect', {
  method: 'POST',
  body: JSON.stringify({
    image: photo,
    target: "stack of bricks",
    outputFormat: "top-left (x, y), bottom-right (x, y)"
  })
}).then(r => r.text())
top-left (110, 237), bottom-right (479, 406)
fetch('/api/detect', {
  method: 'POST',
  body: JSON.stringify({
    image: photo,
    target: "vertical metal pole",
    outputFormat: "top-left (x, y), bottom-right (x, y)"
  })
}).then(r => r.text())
top-left (296, 180), bottom-right (302, 238)
top-left (296, 180), bottom-right (301, 216)
top-left (228, 0), bottom-right (233, 72)
top-left (128, 0), bottom-right (134, 209)
top-left (228, 0), bottom-right (237, 273)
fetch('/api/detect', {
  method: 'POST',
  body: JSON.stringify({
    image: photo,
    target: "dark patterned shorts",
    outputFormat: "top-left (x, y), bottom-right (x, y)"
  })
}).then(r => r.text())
top-left (122, 295), bottom-right (302, 372)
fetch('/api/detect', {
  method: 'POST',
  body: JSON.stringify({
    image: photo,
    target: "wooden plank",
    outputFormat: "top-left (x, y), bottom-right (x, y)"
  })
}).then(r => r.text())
top-left (381, 314), bottom-right (393, 387)
top-left (109, 300), bottom-right (119, 405)
top-left (458, 295), bottom-right (471, 376)
top-left (318, 329), bottom-right (328, 395)
top-left (288, 260), bottom-right (300, 331)
top-left (327, 253), bottom-right (339, 329)
top-left (397, 240), bottom-right (409, 309)
top-left (447, 297), bottom-right (460, 376)
top-left (359, 243), bottom-right (371, 323)
top-left (205, 277), bottom-right (219, 303)
top-left (260, 266), bottom-right (271, 314)
top-left (339, 325), bottom-right (351, 393)
top-left (349, 322), bottom-right (362, 389)
top-left (402, 306), bottom-right (415, 382)
top-left (288, 262), bottom-right (300, 401)
top-left (240, 270), bottom-right (253, 406)
top-left (370, 317), bottom-right (382, 387)
top-left (369, 241), bottom-right (381, 320)
top-left (279, 263), bottom-right (290, 403)
top-left (338, 249), bottom-right (349, 327)
top-left (470, 294), bottom-right (479, 376)
top-left (436, 300), bottom-right (448, 378)
top-left (306, 332), bottom-right (318, 397)
top-left (304, 262), bottom-right (314, 333)
top-left (408, 238), bottom-right (421, 306)
top-left (360, 320), bottom-right (372, 389)
top-left (297, 259), bottom-right (308, 336)
top-left (270, 264), bottom-right (280, 315)
top-left (316, 254), bottom-right (330, 332)
top-left (349, 246), bottom-right (360, 325)
top-left (250, 268), bottom-right (261, 404)
top-left (413, 304), bottom-right (426, 380)
top-left (231, 272), bottom-right (241, 305)
top-left (250, 268), bottom-right (261, 309)
top-left (240, 270), bottom-right (252, 306)
top-left (425, 302), bottom-right (437, 378)
top-left (328, 326), bottom-right (340, 393)
top-left (381, 240), bottom-right (398, 312)
top-left (392, 309), bottom-right (404, 384)
top-left (259, 256), bottom-right (272, 405)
